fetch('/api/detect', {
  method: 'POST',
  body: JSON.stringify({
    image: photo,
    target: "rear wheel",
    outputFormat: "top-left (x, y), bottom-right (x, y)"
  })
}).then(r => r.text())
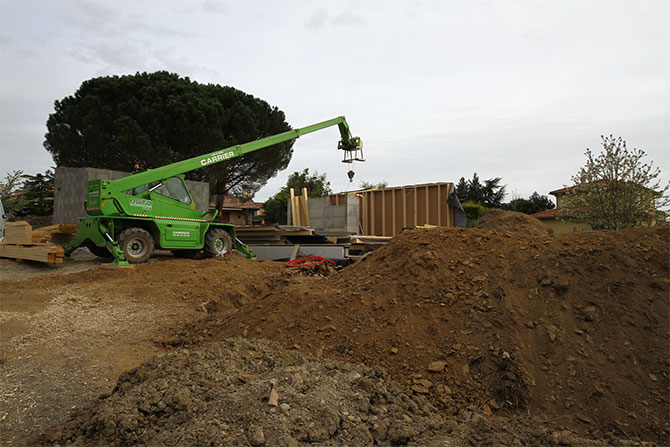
top-left (204, 228), bottom-right (233, 258)
top-left (118, 228), bottom-right (154, 264)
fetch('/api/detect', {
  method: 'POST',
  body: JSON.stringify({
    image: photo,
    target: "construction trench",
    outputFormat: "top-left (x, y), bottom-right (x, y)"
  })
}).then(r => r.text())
top-left (0, 212), bottom-right (668, 446)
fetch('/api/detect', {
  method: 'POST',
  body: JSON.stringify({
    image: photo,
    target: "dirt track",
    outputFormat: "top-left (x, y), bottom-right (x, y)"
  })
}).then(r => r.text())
top-left (1, 222), bottom-right (668, 446)
top-left (0, 255), bottom-right (290, 445)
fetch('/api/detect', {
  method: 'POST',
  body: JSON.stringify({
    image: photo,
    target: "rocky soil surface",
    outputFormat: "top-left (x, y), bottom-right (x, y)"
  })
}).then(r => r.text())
top-left (34, 339), bottom-right (624, 447)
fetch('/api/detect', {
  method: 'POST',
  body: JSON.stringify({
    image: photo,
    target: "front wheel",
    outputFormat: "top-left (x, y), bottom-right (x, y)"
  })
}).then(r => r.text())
top-left (204, 228), bottom-right (233, 258)
top-left (118, 228), bottom-right (154, 264)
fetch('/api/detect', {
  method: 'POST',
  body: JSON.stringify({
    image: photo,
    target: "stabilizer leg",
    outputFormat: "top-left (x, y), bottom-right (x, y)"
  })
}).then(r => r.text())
top-left (235, 237), bottom-right (257, 260)
top-left (97, 221), bottom-right (130, 266)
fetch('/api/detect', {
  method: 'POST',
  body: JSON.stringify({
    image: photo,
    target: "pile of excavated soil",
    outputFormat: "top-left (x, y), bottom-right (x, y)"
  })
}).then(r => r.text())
top-left (171, 226), bottom-right (670, 443)
top-left (473, 208), bottom-right (553, 236)
top-left (34, 338), bottom-right (616, 447)
top-left (8, 226), bottom-right (669, 445)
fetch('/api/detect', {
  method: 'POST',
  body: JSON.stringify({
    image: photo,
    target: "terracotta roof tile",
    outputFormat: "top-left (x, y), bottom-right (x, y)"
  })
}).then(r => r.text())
top-left (211, 195), bottom-right (262, 210)
top-left (549, 187), bottom-right (569, 195)
top-left (531, 208), bottom-right (561, 219)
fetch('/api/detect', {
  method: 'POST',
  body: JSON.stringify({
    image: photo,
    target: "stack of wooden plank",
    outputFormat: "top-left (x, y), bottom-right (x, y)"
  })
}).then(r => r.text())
top-left (335, 235), bottom-right (392, 256)
top-left (234, 226), bottom-right (285, 245)
top-left (0, 222), bottom-right (77, 263)
top-left (31, 224), bottom-right (78, 243)
top-left (235, 225), bottom-right (329, 245)
top-left (234, 225), bottom-right (393, 259)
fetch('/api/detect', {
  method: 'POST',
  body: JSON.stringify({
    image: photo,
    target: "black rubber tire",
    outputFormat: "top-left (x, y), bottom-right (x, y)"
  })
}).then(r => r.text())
top-left (204, 228), bottom-right (233, 258)
top-left (118, 228), bottom-right (154, 264)
top-left (87, 244), bottom-right (112, 258)
top-left (172, 249), bottom-right (201, 259)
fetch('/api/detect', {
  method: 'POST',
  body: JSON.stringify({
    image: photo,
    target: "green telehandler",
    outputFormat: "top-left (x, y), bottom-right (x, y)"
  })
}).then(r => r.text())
top-left (64, 116), bottom-right (364, 266)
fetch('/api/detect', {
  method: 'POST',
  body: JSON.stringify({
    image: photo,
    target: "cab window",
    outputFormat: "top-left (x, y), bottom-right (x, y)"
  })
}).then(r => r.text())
top-left (126, 182), bottom-right (158, 197)
top-left (153, 177), bottom-right (192, 205)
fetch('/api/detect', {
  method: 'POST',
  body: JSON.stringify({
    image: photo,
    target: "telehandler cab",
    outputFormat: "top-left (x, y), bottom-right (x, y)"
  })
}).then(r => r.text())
top-left (64, 116), bottom-right (364, 266)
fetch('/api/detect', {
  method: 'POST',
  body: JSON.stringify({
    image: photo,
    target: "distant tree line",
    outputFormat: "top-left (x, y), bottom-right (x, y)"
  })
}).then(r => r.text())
top-left (454, 172), bottom-right (555, 226)
top-left (503, 192), bottom-right (555, 215)
top-left (455, 132), bottom-right (669, 231)
top-left (455, 173), bottom-right (507, 208)
top-left (359, 180), bottom-right (388, 190)
top-left (456, 173), bottom-right (554, 211)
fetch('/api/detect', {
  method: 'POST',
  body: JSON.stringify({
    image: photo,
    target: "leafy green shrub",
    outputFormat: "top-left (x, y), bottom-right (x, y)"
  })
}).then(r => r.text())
top-left (462, 201), bottom-right (485, 227)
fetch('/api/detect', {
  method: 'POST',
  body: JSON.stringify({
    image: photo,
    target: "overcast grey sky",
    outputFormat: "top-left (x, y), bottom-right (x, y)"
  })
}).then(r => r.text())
top-left (1, 0), bottom-right (668, 202)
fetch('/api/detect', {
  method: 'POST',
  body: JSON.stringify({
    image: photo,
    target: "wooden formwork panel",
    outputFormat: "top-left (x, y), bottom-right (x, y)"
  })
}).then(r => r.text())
top-left (289, 188), bottom-right (310, 227)
top-left (329, 182), bottom-right (456, 236)
top-left (359, 182), bottom-right (454, 236)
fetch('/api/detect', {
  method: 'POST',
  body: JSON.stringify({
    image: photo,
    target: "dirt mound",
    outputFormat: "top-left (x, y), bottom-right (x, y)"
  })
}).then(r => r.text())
top-left (7, 227), bottom-right (669, 445)
top-left (178, 226), bottom-right (670, 443)
top-left (473, 208), bottom-right (553, 236)
top-left (35, 339), bottom-right (614, 447)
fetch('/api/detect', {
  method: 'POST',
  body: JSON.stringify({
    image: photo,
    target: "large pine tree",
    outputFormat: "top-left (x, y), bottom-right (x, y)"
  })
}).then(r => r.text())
top-left (44, 71), bottom-right (294, 206)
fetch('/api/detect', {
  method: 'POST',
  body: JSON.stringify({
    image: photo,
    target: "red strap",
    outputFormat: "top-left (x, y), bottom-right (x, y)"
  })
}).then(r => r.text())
top-left (285, 256), bottom-right (336, 268)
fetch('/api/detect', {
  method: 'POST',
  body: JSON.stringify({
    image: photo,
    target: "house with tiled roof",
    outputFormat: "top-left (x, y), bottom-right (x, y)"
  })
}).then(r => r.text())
top-left (212, 195), bottom-right (264, 225)
top-left (532, 187), bottom-right (588, 234)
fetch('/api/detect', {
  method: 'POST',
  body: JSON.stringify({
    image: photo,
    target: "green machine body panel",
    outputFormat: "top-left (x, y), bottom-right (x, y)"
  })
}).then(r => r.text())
top-left (64, 116), bottom-right (364, 265)
top-left (159, 221), bottom-right (202, 247)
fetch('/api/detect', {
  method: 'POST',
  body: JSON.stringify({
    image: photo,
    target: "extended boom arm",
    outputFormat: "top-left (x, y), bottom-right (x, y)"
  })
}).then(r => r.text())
top-left (111, 116), bottom-right (363, 193)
